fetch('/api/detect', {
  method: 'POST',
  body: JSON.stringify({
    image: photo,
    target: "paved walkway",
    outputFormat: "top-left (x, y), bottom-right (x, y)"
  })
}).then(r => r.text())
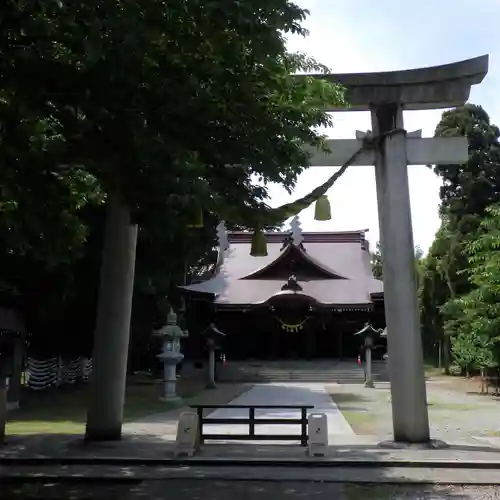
top-left (204, 382), bottom-right (354, 442)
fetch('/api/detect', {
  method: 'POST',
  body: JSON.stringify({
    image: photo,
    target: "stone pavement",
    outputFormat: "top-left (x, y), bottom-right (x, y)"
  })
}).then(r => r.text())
top-left (2, 478), bottom-right (499, 499)
top-left (203, 382), bottom-right (354, 440)
top-left (3, 433), bottom-right (500, 466)
top-left (4, 434), bottom-right (500, 485)
top-left (124, 480), bottom-right (499, 499)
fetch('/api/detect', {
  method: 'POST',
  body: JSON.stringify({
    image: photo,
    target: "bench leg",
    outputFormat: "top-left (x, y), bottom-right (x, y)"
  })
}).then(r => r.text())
top-left (300, 408), bottom-right (308, 446)
top-left (249, 407), bottom-right (255, 438)
top-left (197, 407), bottom-right (204, 445)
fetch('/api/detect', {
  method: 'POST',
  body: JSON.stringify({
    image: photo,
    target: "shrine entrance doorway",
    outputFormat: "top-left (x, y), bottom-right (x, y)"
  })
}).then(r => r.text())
top-left (210, 306), bottom-right (380, 361)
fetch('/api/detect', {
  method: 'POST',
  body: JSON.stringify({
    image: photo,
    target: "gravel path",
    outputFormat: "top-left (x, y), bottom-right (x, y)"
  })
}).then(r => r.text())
top-left (327, 380), bottom-right (500, 442)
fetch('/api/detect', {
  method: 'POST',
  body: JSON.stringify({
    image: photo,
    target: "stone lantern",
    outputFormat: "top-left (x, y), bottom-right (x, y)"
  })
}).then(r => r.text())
top-left (154, 308), bottom-right (188, 402)
top-left (354, 323), bottom-right (383, 388)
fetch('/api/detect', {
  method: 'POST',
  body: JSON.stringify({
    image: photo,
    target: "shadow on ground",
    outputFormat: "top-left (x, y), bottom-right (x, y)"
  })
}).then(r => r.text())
top-left (3, 478), bottom-right (494, 500)
top-left (2, 434), bottom-right (500, 498)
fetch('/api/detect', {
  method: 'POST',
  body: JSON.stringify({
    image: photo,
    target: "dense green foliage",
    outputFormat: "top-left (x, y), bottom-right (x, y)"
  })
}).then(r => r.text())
top-left (419, 104), bottom-right (500, 373)
top-left (0, 1), bottom-right (344, 360)
top-left (370, 242), bottom-right (383, 280)
top-left (370, 242), bottom-right (423, 286)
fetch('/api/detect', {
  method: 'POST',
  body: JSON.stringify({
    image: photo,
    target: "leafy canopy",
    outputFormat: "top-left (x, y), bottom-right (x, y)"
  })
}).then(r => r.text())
top-left (1, 0), bottom-right (345, 263)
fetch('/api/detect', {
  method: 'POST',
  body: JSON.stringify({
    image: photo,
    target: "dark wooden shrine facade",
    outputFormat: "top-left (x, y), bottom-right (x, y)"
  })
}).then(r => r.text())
top-left (180, 230), bottom-right (386, 360)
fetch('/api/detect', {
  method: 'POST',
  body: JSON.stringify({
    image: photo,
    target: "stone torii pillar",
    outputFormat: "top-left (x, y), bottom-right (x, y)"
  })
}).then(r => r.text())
top-left (306, 55), bottom-right (489, 443)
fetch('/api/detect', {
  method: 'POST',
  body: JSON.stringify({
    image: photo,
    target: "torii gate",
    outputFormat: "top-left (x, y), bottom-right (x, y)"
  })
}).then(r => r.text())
top-left (306, 55), bottom-right (489, 443)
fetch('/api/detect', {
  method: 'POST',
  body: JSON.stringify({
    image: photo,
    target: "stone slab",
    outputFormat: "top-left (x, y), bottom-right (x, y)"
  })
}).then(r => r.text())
top-left (4, 436), bottom-right (500, 469)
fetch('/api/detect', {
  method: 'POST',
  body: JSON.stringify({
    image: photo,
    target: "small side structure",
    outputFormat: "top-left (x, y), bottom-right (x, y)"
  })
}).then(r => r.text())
top-left (180, 227), bottom-right (385, 360)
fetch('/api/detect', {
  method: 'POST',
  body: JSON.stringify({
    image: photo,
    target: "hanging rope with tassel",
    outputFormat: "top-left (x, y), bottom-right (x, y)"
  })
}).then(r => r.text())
top-left (190, 129), bottom-right (406, 258)
top-left (250, 131), bottom-right (385, 256)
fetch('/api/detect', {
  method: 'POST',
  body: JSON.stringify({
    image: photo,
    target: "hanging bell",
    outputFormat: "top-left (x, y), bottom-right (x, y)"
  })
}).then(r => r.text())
top-left (187, 207), bottom-right (204, 228)
top-left (314, 195), bottom-right (331, 221)
top-left (250, 228), bottom-right (268, 256)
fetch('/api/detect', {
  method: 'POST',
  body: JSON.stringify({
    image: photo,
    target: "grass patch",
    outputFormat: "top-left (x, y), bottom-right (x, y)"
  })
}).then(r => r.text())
top-left (6, 377), bottom-right (204, 435)
top-left (327, 389), bottom-right (385, 434)
top-left (424, 364), bottom-right (445, 378)
top-left (427, 402), bottom-right (479, 411)
top-left (484, 430), bottom-right (500, 437)
top-left (340, 410), bottom-right (375, 434)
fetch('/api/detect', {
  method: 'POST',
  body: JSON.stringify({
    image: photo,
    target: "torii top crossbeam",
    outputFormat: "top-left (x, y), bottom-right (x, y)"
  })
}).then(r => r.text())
top-left (305, 55), bottom-right (489, 111)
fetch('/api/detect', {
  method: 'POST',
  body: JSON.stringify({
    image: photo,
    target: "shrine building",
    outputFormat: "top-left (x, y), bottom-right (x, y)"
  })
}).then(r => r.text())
top-left (180, 224), bottom-right (385, 360)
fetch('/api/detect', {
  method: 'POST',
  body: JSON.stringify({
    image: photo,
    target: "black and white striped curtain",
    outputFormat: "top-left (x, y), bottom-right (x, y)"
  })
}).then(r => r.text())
top-left (25, 357), bottom-right (93, 390)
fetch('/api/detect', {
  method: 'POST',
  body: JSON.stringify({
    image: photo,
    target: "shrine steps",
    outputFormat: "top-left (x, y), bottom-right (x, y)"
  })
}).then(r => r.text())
top-left (215, 360), bottom-right (389, 384)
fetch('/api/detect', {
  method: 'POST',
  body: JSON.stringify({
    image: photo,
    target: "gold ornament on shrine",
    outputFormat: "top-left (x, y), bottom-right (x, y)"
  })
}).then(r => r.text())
top-left (274, 317), bottom-right (310, 332)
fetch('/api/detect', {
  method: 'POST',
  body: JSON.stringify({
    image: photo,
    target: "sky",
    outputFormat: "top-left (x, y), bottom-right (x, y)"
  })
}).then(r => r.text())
top-left (268, 0), bottom-right (500, 252)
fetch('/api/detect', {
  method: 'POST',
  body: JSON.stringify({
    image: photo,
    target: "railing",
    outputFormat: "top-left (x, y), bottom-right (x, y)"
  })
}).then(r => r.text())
top-left (190, 404), bottom-right (314, 446)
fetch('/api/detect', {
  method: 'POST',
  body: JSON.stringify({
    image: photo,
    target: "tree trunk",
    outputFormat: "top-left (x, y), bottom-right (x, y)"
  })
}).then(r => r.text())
top-left (7, 339), bottom-right (23, 410)
top-left (443, 335), bottom-right (451, 375)
top-left (85, 194), bottom-right (138, 441)
top-left (0, 377), bottom-right (7, 443)
top-left (443, 267), bottom-right (455, 375)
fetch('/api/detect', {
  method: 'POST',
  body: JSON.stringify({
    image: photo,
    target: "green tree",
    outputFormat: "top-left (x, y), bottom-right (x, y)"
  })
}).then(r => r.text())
top-left (420, 104), bottom-right (500, 371)
top-left (447, 203), bottom-right (500, 372)
top-left (1, 0), bottom-right (345, 321)
top-left (371, 242), bottom-right (383, 280)
top-left (370, 242), bottom-right (423, 284)
top-left (451, 332), bottom-right (494, 377)
top-left (434, 104), bottom-right (500, 221)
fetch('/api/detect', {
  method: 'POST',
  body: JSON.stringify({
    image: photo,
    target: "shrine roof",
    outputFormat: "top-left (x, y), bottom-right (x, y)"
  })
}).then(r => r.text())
top-left (180, 229), bottom-right (383, 307)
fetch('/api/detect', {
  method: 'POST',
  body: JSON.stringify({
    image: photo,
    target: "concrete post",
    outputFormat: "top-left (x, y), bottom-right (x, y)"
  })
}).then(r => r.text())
top-left (85, 194), bottom-right (138, 441)
top-left (207, 348), bottom-right (216, 389)
top-left (365, 346), bottom-right (374, 388)
top-left (371, 103), bottom-right (430, 443)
